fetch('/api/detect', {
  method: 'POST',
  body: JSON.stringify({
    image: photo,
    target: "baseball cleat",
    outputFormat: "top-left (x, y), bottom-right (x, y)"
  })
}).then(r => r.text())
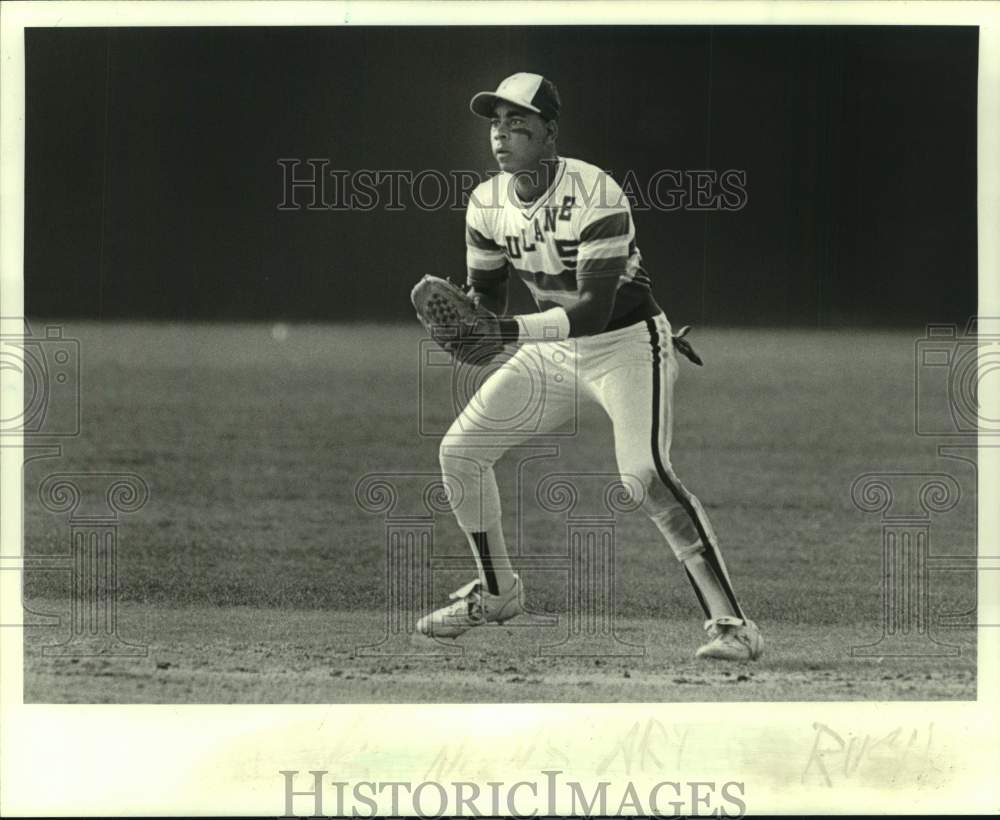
top-left (416, 575), bottom-right (524, 639)
top-left (695, 616), bottom-right (763, 661)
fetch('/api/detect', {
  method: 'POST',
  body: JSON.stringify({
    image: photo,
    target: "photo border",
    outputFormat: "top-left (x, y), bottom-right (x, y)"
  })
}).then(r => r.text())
top-left (2, 1), bottom-right (998, 815)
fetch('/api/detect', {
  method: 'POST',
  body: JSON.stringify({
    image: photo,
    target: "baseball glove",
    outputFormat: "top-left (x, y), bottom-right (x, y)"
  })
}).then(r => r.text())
top-left (410, 275), bottom-right (504, 365)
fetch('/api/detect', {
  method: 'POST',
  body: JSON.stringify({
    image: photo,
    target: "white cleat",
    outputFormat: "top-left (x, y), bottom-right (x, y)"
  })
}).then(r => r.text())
top-left (417, 575), bottom-right (525, 639)
top-left (695, 616), bottom-right (763, 661)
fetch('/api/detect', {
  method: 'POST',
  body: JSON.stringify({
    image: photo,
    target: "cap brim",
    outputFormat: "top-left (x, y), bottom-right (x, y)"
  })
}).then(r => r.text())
top-left (469, 91), bottom-right (541, 119)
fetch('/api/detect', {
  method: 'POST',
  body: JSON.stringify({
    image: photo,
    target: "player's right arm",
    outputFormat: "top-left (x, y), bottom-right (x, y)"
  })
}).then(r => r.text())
top-left (465, 193), bottom-right (509, 315)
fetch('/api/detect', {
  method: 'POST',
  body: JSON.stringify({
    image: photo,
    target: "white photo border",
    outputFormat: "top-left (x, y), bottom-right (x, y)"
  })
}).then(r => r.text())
top-left (1, 1), bottom-right (998, 815)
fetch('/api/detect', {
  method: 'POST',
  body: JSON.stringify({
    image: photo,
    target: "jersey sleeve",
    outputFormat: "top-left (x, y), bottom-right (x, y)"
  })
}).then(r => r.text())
top-left (465, 197), bottom-right (508, 288)
top-left (576, 173), bottom-right (634, 280)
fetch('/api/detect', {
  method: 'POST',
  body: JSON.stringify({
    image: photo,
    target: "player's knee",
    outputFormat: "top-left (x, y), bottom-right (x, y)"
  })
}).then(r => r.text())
top-left (617, 464), bottom-right (659, 508)
top-left (439, 430), bottom-right (465, 472)
top-left (439, 427), bottom-right (492, 475)
top-left (625, 458), bottom-right (696, 515)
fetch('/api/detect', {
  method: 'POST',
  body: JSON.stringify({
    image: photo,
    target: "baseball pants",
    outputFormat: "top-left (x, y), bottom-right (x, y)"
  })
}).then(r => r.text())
top-left (439, 312), bottom-right (743, 617)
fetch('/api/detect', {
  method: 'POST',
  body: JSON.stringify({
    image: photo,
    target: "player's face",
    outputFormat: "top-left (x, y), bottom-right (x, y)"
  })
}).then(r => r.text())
top-left (489, 102), bottom-right (553, 173)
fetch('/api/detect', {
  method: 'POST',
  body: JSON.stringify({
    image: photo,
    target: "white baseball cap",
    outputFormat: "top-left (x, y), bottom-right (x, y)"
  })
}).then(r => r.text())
top-left (469, 72), bottom-right (561, 121)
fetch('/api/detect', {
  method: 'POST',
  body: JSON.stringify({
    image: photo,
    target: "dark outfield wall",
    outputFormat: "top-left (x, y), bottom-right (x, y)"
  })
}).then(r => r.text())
top-left (25, 26), bottom-right (977, 326)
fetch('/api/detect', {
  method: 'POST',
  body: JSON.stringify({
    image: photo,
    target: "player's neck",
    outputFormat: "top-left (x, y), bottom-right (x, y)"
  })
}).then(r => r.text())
top-left (514, 154), bottom-right (560, 204)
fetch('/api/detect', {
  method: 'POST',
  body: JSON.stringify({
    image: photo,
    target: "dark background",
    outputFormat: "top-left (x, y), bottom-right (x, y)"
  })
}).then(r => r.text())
top-left (25, 26), bottom-right (978, 326)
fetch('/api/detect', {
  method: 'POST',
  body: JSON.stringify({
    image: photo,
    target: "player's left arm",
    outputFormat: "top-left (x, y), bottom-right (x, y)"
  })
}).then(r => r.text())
top-left (560, 275), bottom-right (619, 337)
top-left (491, 270), bottom-right (619, 343)
top-left (492, 266), bottom-right (620, 343)
top-left (483, 275), bottom-right (617, 345)
top-left (560, 200), bottom-right (633, 336)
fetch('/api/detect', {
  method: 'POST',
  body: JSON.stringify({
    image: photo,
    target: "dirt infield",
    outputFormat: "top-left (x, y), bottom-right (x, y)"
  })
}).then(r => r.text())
top-left (20, 322), bottom-right (979, 703)
top-left (23, 603), bottom-right (976, 703)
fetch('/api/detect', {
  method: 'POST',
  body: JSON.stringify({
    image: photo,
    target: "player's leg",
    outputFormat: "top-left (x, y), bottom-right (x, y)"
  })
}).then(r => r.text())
top-left (422, 342), bottom-right (577, 637)
top-left (586, 315), bottom-right (761, 659)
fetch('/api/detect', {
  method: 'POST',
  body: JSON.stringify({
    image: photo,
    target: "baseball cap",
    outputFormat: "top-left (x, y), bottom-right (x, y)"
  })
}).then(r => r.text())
top-left (470, 72), bottom-right (561, 121)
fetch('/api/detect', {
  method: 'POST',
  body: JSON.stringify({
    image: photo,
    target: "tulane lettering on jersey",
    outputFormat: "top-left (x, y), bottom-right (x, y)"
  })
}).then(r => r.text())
top-left (465, 157), bottom-right (652, 320)
top-left (501, 197), bottom-right (573, 258)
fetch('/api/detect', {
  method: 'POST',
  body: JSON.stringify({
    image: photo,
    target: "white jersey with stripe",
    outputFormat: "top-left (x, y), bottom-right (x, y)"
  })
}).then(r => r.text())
top-left (465, 156), bottom-right (653, 321)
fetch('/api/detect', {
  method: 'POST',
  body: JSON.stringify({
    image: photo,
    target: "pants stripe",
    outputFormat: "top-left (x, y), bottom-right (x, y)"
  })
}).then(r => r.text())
top-left (645, 318), bottom-right (745, 620)
top-left (471, 532), bottom-right (499, 595)
top-left (684, 567), bottom-right (711, 619)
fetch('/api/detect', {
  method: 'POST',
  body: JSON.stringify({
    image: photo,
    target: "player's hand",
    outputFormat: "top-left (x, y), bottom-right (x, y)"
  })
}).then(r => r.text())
top-left (463, 301), bottom-right (502, 342)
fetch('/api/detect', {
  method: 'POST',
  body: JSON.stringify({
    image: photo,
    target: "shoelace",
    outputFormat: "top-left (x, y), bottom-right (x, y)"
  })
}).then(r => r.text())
top-left (446, 588), bottom-right (484, 621)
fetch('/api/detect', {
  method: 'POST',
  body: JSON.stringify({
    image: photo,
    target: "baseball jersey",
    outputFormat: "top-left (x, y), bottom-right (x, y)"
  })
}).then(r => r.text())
top-left (465, 156), bottom-right (654, 325)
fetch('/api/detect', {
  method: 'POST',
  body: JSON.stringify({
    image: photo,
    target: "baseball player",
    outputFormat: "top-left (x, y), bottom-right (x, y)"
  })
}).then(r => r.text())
top-left (416, 72), bottom-right (762, 660)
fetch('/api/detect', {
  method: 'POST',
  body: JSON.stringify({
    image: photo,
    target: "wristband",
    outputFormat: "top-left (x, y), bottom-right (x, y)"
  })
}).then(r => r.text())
top-left (514, 307), bottom-right (571, 342)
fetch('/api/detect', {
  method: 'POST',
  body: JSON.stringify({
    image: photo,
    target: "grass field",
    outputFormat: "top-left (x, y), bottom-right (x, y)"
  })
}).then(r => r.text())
top-left (20, 322), bottom-right (978, 702)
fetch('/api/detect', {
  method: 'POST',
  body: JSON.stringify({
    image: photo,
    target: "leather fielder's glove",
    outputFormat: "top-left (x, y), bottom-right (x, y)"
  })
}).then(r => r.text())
top-left (410, 275), bottom-right (505, 365)
top-left (672, 325), bottom-right (703, 366)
